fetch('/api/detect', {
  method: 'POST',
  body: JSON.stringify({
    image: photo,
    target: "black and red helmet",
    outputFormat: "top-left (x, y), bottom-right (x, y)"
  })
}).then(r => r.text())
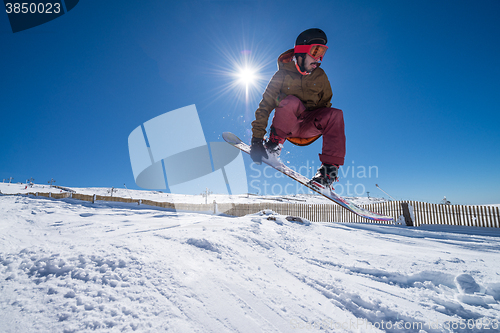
top-left (294, 28), bottom-right (328, 61)
top-left (295, 28), bottom-right (328, 46)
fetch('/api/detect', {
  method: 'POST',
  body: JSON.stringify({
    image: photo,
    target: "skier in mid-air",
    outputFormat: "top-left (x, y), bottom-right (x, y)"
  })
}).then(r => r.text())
top-left (249, 28), bottom-right (346, 189)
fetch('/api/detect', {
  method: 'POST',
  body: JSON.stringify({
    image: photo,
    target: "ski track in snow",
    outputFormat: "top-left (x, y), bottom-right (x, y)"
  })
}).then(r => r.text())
top-left (1, 194), bottom-right (500, 333)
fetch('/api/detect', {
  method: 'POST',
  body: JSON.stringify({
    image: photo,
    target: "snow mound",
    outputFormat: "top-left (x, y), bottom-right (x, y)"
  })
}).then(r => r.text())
top-left (186, 238), bottom-right (220, 253)
top-left (455, 274), bottom-right (481, 294)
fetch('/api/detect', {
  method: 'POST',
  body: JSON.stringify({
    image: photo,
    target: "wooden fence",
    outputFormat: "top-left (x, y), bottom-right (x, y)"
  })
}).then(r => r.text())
top-left (218, 201), bottom-right (500, 228)
top-left (6, 192), bottom-right (500, 228)
top-left (398, 201), bottom-right (500, 228)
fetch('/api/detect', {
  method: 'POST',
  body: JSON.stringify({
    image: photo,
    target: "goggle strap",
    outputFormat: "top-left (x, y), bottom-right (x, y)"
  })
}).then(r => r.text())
top-left (294, 45), bottom-right (313, 54)
top-left (294, 44), bottom-right (328, 61)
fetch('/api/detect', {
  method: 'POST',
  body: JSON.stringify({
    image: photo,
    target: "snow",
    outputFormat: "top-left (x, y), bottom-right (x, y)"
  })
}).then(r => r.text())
top-left (1, 184), bottom-right (500, 332)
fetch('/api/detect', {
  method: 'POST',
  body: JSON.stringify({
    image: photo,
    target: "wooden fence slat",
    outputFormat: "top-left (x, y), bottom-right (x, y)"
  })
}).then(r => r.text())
top-left (478, 206), bottom-right (484, 227)
top-left (468, 206), bottom-right (474, 227)
top-left (458, 205), bottom-right (464, 226)
top-left (467, 205), bottom-right (471, 226)
top-left (414, 201), bottom-right (418, 226)
top-left (483, 206), bottom-right (489, 228)
top-left (453, 205), bottom-right (458, 226)
top-left (421, 202), bottom-right (426, 226)
top-left (432, 203), bottom-right (437, 225)
top-left (432, 204), bottom-right (439, 224)
top-left (443, 204), bottom-right (447, 225)
top-left (484, 206), bottom-right (489, 228)
top-left (410, 201), bottom-right (416, 226)
top-left (485, 206), bottom-right (491, 228)
top-left (429, 202), bottom-right (433, 225)
top-left (479, 206), bottom-right (484, 227)
top-left (490, 206), bottom-right (496, 228)
top-left (458, 205), bottom-right (463, 226)
top-left (418, 201), bottom-right (423, 227)
top-left (476, 206), bottom-right (482, 227)
top-left (492, 206), bottom-right (496, 228)
top-left (423, 202), bottom-right (428, 225)
top-left (494, 207), bottom-right (499, 228)
top-left (470, 206), bottom-right (475, 226)
top-left (432, 203), bottom-right (438, 226)
top-left (426, 202), bottom-right (430, 225)
top-left (496, 207), bottom-right (500, 228)
top-left (410, 201), bottom-right (415, 226)
top-left (492, 206), bottom-right (497, 228)
top-left (490, 206), bottom-right (495, 228)
top-left (486, 206), bottom-right (492, 228)
top-left (463, 205), bottom-right (468, 226)
top-left (472, 206), bottom-right (478, 227)
top-left (421, 202), bottom-right (427, 226)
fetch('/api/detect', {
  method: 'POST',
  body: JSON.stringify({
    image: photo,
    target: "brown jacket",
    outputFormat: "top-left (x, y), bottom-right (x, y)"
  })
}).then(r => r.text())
top-left (251, 49), bottom-right (333, 139)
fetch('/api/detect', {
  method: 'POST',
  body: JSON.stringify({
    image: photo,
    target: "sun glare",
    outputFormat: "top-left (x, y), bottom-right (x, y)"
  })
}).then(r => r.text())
top-left (205, 35), bottom-right (275, 123)
top-left (237, 67), bottom-right (257, 86)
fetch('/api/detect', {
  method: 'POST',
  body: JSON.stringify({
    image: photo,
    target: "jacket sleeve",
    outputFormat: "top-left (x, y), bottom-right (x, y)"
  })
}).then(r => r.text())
top-left (251, 70), bottom-right (285, 139)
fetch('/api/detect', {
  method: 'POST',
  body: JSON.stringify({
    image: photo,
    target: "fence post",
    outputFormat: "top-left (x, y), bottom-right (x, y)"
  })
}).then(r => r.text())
top-left (401, 202), bottom-right (413, 226)
top-left (487, 206), bottom-right (492, 228)
top-left (495, 207), bottom-right (500, 228)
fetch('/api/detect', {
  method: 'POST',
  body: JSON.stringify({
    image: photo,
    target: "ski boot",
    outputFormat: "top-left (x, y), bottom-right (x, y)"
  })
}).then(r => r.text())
top-left (264, 127), bottom-right (286, 158)
top-left (310, 163), bottom-right (339, 190)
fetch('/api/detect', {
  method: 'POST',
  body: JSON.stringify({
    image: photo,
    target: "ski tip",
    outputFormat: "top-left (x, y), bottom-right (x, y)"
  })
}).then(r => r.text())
top-left (222, 132), bottom-right (242, 145)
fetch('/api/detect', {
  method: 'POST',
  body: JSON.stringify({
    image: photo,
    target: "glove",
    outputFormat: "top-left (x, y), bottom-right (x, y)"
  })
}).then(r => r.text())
top-left (250, 137), bottom-right (268, 164)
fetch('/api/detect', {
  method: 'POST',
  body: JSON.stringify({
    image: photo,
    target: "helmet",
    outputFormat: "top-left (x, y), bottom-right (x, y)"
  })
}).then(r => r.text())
top-left (295, 28), bottom-right (327, 46)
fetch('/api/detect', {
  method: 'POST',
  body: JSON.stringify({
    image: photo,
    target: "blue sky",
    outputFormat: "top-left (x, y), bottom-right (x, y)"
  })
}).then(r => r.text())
top-left (1, 0), bottom-right (499, 205)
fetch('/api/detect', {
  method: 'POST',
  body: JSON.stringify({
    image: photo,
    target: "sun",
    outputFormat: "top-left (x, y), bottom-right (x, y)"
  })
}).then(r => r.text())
top-left (204, 35), bottom-right (275, 123)
top-left (237, 67), bottom-right (257, 86)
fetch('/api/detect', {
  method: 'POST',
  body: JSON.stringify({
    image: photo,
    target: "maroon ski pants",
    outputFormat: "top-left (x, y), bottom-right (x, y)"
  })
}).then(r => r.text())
top-left (271, 95), bottom-right (346, 166)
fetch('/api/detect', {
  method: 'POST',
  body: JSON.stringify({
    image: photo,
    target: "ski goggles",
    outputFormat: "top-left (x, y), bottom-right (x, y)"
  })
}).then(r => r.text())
top-left (294, 44), bottom-right (328, 61)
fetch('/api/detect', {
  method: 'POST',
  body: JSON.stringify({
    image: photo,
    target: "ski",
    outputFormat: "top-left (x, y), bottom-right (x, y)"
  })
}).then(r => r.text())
top-left (223, 132), bottom-right (393, 222)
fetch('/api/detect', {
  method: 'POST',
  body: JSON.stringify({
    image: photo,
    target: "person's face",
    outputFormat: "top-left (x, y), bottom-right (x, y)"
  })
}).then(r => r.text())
top-left (302, 54), bottom-right (320, 73)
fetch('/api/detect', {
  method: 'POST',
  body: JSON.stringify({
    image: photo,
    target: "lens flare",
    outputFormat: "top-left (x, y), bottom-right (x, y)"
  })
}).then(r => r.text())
top-left (205, 35), bottom-right (275, 121)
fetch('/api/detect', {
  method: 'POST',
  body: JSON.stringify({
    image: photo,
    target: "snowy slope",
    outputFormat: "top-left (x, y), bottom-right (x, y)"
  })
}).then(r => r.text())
top-left (1, 192), bottom-right (500, 332)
